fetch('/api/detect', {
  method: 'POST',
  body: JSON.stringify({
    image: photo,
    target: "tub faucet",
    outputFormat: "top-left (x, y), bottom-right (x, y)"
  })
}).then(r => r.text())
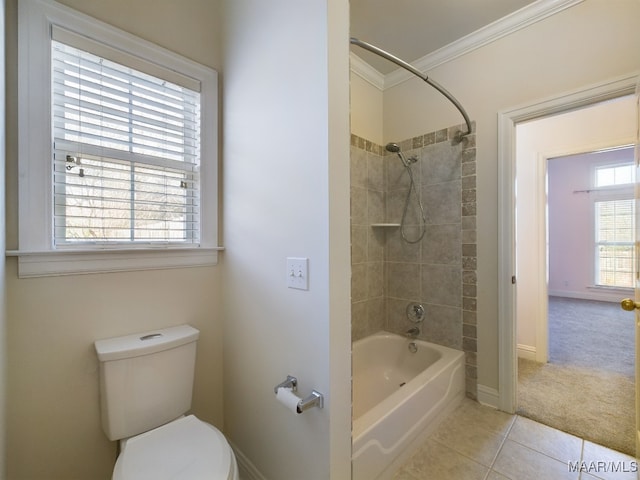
top-left (405, 326), bottom-right (420, 339)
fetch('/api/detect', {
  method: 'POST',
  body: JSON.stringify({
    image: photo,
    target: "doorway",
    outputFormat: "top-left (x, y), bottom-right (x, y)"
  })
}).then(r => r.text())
top-left (516, 143), bottom-right (636, 455)
top-left (496, 75), bottom-right (638, 452)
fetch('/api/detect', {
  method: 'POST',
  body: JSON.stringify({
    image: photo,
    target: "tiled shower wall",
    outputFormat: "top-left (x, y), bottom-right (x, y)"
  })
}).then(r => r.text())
top-left (350, 124), bottom-right (478, 398)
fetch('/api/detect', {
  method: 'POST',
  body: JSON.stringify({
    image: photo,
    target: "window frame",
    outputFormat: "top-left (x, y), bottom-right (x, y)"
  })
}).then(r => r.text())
top-left (591, 161), bottom-right (635, 289)
top-left (15, 0), bottom-right (220, 277)
top-left (593, 197), bottom-right (635, 288)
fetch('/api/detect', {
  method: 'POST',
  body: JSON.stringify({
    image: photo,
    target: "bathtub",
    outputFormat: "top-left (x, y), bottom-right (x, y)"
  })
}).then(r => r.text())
top-left (352, 331), bottom-right (465, 480)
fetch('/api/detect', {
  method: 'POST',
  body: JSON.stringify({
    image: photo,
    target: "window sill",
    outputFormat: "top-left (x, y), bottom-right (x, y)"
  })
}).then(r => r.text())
top-left (6, 247), bottom-right (223, 278)
top-left (586, 285), bottom-right (633, 294)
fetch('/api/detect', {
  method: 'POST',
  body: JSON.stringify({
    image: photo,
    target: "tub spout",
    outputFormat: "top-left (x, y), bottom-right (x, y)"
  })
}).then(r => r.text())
top-left (405, 327), bottom-right (420, 339)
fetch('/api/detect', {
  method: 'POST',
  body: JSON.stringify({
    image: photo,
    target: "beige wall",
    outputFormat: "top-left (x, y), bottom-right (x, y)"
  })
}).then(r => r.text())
top-left (350, 71), bottom-right (383, 145)
top-left (221, 0), bottom-right (352, 478)
top-left (379, 0), bottom-right (640, 392)
top-left (5, 1), bottom-right (224, 478)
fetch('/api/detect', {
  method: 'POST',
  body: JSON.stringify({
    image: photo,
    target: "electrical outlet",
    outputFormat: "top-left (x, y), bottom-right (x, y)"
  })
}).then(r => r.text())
top-left (286, 257), bottom-right (309, 290)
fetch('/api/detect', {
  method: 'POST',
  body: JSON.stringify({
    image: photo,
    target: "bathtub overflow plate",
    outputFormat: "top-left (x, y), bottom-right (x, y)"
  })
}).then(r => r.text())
top-left (406, 303), bottom-right (425, 323)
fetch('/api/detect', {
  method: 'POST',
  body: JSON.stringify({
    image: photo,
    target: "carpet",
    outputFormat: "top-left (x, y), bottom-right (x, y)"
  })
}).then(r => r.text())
top-left (517, 296), bottom-right (635, 456)
top-left (548, 296), bottom-right (634, 376)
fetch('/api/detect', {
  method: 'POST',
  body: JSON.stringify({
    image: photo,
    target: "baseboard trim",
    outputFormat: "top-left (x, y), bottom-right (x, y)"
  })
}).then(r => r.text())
top-left (477, 384), bottom-right (500, 409)
top-left (517, 344), bottom-right (537, 361)
top-left (548, 289), bottom-right (624, 303)
top-left (229, 440), bottom-right (267, 480)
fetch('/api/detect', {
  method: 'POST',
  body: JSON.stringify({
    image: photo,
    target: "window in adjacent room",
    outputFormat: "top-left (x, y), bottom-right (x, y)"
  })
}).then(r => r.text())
top-left (593, 161), bottom-right (635, 288)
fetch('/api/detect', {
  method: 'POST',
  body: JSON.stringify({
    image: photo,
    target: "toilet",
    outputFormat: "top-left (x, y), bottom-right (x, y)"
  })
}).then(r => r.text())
top-left (95, 324), bottom-right (238, 480)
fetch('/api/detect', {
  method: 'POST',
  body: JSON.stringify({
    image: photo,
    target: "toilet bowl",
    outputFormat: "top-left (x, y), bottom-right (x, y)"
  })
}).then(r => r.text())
top-left (113, 415), bottom-right (238, 480)
top-left (95, 325), bottom-right (238, 480)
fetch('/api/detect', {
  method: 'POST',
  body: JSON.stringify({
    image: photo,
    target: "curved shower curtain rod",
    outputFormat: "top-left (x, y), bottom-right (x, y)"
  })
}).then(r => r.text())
top-left (350, 37), bottom-right (472, 144)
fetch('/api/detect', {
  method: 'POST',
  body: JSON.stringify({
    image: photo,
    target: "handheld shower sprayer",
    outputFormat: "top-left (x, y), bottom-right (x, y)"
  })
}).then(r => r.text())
top-left (385, 143), bottom-right (401, 153)
top-left (384, 143), bottom-right (426, 244)
top-left (385, 143), bottom-right (417, 168)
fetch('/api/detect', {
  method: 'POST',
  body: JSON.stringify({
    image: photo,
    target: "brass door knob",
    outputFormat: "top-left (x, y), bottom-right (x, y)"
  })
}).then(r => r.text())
top-left (620, 298), bottom-right (640, 311)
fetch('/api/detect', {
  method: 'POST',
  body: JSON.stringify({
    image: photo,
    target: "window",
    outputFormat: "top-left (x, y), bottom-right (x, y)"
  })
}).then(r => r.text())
top-left (593, 162), bottom-right (635, 288)
top-left (595, 163), bottom-right (634, 188)
top-left (595, 199), bottom-right (635, 287)
top-left (16, 0), bottom-right (219, 277)
top-left (52, 35), bottom-right (200, 245)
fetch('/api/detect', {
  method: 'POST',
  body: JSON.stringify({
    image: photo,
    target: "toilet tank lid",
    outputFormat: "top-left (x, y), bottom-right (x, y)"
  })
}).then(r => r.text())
top-left (95, 325), bottom-right (199, 362)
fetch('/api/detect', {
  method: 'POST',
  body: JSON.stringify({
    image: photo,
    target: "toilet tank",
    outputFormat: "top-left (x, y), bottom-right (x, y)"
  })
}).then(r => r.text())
top-left (94, 325), bottom-right (200, 441)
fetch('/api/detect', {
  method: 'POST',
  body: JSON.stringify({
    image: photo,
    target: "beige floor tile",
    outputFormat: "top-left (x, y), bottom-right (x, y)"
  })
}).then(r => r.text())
top-left (485, 471), bottom-right (512, 480)
top-left (432, 417), bottom-right (506, 467)
top-left (509, 416), bottom-right (583, 463)
top-left (403, 439), bottom-right (489, 480)
top-left (493, 439), bottom-right (578, 480)
top-left (447, 398), bottom-right (516, 437)
top-left (392, 467), bottom-right (420, 480)
top-left (580, 441), bottom-right (638, 480)
top-left (392, 398), bottom-right (636, 480)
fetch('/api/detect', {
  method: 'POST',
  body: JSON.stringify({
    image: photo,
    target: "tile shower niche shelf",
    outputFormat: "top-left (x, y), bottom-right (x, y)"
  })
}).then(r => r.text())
top-left (371, 223), bottom-right (401, 227)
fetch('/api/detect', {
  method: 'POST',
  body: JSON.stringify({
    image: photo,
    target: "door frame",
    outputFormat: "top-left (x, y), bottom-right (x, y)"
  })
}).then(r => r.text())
top-left (497, 73), bottom-right (638, 414)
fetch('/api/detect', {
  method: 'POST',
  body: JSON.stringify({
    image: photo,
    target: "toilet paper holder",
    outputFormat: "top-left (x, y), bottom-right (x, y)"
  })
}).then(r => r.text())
top-left (274, 375), bottom-right (324, 413)
top-left (274, 375), bottom-right (298, 394)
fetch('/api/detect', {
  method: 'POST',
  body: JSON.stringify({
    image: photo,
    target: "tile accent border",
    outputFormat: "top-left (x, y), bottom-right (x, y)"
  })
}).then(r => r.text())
top-left (460, 126), bottom-right (478, 400)
top-left (350, 134), bottom-right (384, 156)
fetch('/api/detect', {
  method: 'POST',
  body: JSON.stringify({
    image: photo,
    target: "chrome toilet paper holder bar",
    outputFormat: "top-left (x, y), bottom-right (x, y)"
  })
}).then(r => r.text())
top-left (274, 375), bottom-right (298, 394)
top-left (297, 390), bottom-right (324, 413)
top-left (274, 375), bottom-right (324, 413)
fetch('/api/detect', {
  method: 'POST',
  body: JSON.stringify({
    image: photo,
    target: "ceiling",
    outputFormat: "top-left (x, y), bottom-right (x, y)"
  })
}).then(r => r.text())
top-left (350, 0), bottom-right (538, 74)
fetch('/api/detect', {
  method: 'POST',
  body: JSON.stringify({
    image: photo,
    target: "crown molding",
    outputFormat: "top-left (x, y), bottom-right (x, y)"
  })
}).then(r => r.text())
top-left (349, 0), bottom-right (585, 91)
top-left (349, 52), bottom-right (385, 90)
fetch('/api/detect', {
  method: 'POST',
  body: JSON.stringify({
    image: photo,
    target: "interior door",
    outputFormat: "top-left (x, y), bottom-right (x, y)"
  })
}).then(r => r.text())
top-left (634, 84), bottom-right (640, 458)
top-left (622, 81), bottom-right (640, 457)
top-left (631, 80), bottom-right (640, 459)
top-left (620, 80), bottom-right (640, 458)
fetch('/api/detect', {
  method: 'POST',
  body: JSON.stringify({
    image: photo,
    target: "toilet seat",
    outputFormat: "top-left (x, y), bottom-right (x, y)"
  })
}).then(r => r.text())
top-left (113, 415), bottom-right (237, 480)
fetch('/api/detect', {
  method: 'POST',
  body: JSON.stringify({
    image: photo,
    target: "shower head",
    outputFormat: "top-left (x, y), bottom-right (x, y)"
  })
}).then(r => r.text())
top-left (385, 143), bottom-right (401, 153)
top-left (386, 142), bottom-right (418, 168)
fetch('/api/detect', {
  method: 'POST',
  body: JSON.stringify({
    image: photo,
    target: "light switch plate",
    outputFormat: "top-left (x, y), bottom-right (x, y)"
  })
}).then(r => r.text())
top-left (286, 257), bottom-right (308, 290)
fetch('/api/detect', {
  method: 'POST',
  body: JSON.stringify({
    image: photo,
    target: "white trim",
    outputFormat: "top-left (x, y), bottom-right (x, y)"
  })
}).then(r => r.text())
top-left (536, 153), bottom-right (550, 364)
top-left (497, 73), bottom-right (639, 414)
top-left (19, 0), bottom-right (54, 252)
top-left (9, 248), bottom-right (220, 278)
top-left (497, 105), bottom-right (518, 414)
top-left (349, 52), bottom-right (384, 91)
top-left (349, 0), bottom-right (585, 91)
top-left (517, 344), bottom-right (537, 361)
top-left (476, 384), bottom-right (500, 409)
top-left (229, 440), bottom-right (268, 480)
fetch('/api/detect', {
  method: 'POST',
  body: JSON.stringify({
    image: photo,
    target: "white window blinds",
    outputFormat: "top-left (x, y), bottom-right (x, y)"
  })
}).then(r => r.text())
top-left (595, 199), bottom-right (635, 288)
top-left (51, 32), bottom-right (201, 246)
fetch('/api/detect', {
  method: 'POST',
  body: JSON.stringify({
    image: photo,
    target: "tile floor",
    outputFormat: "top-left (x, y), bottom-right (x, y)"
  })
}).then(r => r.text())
top-left (393, 398), bottom-right (638, 480)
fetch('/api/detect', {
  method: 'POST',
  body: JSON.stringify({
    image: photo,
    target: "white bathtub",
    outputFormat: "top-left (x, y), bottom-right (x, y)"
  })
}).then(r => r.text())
top-left (352, 331), bottom-right (465, 480)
